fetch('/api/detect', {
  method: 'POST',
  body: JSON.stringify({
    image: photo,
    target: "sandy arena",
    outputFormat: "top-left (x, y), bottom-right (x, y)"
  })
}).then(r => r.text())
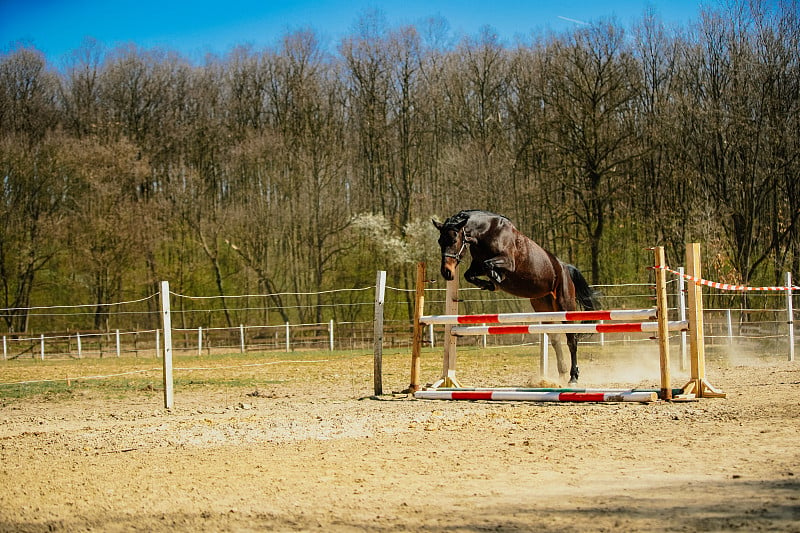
top-left (0, 348), bottom-right (798, 532)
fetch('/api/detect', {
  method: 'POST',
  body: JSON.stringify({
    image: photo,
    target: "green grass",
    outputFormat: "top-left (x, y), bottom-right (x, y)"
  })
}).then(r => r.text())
top-left (0, 348), bottom-right (353, 401)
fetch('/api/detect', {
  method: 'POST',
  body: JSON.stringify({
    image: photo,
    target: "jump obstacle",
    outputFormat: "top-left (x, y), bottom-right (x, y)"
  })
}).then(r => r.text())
top-left (409, 243), bottom-right (726, 403)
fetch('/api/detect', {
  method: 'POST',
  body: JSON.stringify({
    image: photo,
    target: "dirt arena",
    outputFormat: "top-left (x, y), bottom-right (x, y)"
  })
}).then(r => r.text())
top-left (1, 347), bottom-right (798, 532)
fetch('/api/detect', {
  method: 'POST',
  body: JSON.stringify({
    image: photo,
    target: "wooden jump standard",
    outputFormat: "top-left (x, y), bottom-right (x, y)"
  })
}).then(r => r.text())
top-left (409, 243), bottom-right (725, 401)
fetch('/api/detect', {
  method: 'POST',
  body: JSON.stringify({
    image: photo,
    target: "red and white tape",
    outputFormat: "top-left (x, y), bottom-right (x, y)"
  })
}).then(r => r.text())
top-left (655, 265), bottom-right (799, 292)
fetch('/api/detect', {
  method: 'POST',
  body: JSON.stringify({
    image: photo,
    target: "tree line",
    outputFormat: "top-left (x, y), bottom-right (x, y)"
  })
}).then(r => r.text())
top-left (1, 0), bottom-right (798, 333)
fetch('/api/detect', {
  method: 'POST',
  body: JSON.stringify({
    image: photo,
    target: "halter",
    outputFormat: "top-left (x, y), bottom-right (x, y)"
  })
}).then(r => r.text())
top-left (442, 227), bottom-right (469, 264)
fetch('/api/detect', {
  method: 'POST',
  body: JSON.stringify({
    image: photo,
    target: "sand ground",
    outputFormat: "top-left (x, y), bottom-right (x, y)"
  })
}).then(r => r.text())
top-left (0, 349), bottom-right (798, 532)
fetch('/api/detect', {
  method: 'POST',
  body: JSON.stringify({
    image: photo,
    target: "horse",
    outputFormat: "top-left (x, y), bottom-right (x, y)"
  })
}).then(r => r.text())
top-left (432, 210), bottom-right (599, 384)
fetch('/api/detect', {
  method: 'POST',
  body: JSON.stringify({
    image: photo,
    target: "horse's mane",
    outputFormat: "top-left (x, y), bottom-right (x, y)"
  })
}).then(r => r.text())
top-left (443, 210), bottom-right (512, 229)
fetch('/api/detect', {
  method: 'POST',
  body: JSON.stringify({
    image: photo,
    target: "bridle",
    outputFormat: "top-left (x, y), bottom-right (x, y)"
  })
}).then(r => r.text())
top-left (442, 227), bottom-right (469, 264)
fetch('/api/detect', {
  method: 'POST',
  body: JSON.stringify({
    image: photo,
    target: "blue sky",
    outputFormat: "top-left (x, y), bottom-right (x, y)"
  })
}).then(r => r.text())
top-left (2, 0), bottom-right (706, 62)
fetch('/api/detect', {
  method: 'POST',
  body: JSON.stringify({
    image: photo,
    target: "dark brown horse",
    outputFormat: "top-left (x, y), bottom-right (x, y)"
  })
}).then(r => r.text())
top-left (433, 210), bottom-right (599, 384)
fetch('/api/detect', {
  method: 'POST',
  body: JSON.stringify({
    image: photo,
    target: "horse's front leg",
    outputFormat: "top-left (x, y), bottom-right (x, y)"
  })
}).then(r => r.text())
top-left (483, 254), bottom-right (515, 284)
top-left (464, 264), bottom-right (496, 291)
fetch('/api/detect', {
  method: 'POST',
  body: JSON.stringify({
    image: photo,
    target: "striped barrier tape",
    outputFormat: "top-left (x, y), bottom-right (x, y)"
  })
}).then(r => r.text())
top-left (655, 265), bottom-right (799, 292)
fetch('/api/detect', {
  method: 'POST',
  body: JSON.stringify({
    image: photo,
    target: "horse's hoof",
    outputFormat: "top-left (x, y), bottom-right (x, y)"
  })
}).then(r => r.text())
top-left (568, 379), bottom-right (578, 385)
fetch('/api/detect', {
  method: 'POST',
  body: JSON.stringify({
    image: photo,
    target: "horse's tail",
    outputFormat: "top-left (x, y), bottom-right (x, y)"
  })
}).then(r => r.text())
top-left (567, 264), bottom-right (601, 311)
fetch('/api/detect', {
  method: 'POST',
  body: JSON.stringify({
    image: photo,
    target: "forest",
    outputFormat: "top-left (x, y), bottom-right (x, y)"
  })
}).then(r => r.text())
top-left (1, 0), bottom-right (798, 334)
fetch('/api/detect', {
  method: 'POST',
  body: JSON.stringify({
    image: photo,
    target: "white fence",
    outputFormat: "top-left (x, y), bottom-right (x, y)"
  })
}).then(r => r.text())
top-left (1, 273), bottom-right (797, 362)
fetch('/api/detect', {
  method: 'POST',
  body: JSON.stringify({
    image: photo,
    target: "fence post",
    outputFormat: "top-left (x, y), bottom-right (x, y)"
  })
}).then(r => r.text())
top-left (239, 324), bottom-right (245, 354)
top-left (410, 262), bottom-right (425, 393)
top-left (539, 332), bottom-right (549, 378)
top-left (788, 272), bottom-right (795, 362)
top-left (115, 329), bottom-right (121, 357)
top-left (2, 336), bottom-right (5, 360)
top-left (156, 329), bottom-right (161, 359)
top-left (440, 271), bottom-right (460, 387)
top-left (160, 281), bottom-right (174, 409)
top-left (654, 246), bottom-right (672, 400)
top-left (77, 332), bottom-right (83, 359)
top-left (373, 270), bottom-right (387, 396)
top-left (725, 309), bottom-right (734, 345)
top-left (599, 321), bottom-right (605, 347)
top-left (198, 326), bottom-right (203, 356)
top-left (40, 334), bottom-right (45, 360)
top-left (285, 322), bottom-right (290, 352)
top-left (329, 319), bottom-right (334, 351)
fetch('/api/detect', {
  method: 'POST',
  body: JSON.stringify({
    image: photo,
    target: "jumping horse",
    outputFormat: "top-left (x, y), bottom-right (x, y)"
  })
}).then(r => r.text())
top-left (433, 210), bottom-right (599, 384)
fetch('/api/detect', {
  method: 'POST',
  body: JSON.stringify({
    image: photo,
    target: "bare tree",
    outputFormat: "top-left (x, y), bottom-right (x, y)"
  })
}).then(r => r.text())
top-left (677, 1), bottom-right (800, 292)
top-left (440, 27), bottom-right (510, 209)
top-left (62, 137), bottom-right (149, 329)
top-left (536, 22), bottom-right (642, 283)
top-left (340, 10), bottom-right (392, 216)
top-left (0, 48), bottom-right (62, 332)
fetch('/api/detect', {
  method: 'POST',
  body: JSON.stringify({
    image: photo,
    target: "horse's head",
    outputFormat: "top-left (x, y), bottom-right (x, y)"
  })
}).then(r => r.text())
top-left (432, 217), bottom-right (470, 281)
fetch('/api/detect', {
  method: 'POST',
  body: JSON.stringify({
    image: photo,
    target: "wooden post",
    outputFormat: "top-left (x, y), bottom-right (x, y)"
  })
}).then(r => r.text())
top-left (198, 327), bottom-right (203, 356)
top-left (115, 329), bottom-right (121, 357)
top-left (160, 281), bottom-right (174, 409)
top-left (373, 270), bottom-right (387, 396)
top-left (433, 272), bottom-right (462, 388)
top-left (409, 262), bottom-right (426, 393)
top-left (683, 243), bottom-right (725, 398)
top-left (654, 246), bottom-right (672, 400)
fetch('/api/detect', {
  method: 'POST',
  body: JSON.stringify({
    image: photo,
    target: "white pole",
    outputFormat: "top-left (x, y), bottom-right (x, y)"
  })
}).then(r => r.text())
top-left (160, 281), bottom-right (174, 409)
top-left (239, 324), bottom-right (245, 354)
top-left (198, 326), bottom-right (203, 356)
top-left (285, 322), bottom-right (290, 352)
top-left (539, 332), bottom-right (549, 377)
top-left (2, 336), bottom-right (6, 360)
top-left (599, 320), bottom-right (605, 346)
top-left (726, 309), bottom-right (734, 345)
top-left (77, 332), bottom-right (83, 359)
top-left (40, 334), bottom-right (44, 360)
top-left (329, 319), bottom-right (334, 351)
top-left (428, 323), bottom-right (434, 348)
top-left (679, 267), bottom-right (688, 371)
top-left (156, 329), bottom-right (161, 359)
top-left (482, 323), bottom-right (487, 348)
top-left (788, 272), bottom-right (795, 362)
top-left (115, 329), bottom-right (120, 357)
top-left (373, 270), bottom-right (387, 396)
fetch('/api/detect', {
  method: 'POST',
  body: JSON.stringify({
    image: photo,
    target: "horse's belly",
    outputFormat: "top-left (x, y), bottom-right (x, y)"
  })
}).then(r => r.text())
top-left (498, 277), bottom-right (551, 299)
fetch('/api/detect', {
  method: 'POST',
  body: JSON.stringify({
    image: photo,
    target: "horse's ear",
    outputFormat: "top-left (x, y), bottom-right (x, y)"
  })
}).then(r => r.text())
top-left (432, 218), bottom-right (444, 230)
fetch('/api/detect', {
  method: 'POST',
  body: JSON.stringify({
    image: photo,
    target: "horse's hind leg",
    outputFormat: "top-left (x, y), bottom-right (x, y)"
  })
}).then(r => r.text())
top-left (566, 332), bottom-right (579, 384)
top-left (548, 332), bottom-right (570, 382)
